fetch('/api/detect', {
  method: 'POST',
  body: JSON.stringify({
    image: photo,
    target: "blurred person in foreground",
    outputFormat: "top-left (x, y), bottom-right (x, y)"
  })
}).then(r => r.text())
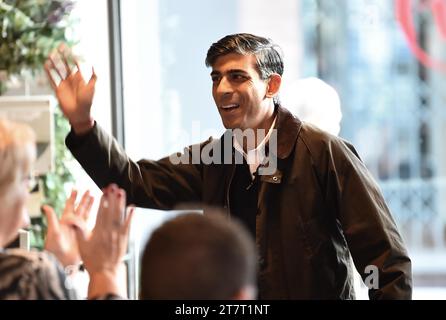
top-left (0, 117), bottom-right (133, 299)
top-left (0, 117), bottom-right (87, 299)
top-left (140, 211), bottom-right (257, 300)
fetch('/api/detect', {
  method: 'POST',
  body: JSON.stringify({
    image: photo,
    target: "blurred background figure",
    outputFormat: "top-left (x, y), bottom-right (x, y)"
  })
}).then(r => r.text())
top-left (281, 77), bottom-right (342, 136)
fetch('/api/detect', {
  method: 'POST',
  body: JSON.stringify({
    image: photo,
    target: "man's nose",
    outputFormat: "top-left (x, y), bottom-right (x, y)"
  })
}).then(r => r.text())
top-left (216, 76), bottom-right (233, 95)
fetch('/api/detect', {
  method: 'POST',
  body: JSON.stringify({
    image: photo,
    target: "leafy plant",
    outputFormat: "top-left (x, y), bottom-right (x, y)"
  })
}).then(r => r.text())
top-left (30, 108), bottom-right (75, 250)
top-left (42, 108), bottom-right (75, 214)
top-left (0, 0), bottom-right (75, 93)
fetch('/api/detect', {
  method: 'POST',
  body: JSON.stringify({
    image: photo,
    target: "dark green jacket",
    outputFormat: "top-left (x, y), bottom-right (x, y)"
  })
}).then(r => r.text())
top-left (66, 106), bottom-right (412, 299)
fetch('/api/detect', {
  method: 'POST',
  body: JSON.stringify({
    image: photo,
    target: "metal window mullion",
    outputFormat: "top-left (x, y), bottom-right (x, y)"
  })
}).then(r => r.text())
top-left (108, 0), bottom-right (125, 147)
top-left (108, 0), bottom-right (136, 300)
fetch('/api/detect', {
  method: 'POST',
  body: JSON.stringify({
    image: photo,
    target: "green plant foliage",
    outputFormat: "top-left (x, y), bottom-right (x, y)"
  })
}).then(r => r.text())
top-left (42, 107), bottom-right (74, 213)
top-left (0, 0), bottom-right (75, 93)
top-left (30, 108), bottom-right (74, 250)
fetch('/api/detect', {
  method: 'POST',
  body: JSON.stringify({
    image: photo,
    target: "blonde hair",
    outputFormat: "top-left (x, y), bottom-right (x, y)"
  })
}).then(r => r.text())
top-left (0, 117), bottom-right (36, 195)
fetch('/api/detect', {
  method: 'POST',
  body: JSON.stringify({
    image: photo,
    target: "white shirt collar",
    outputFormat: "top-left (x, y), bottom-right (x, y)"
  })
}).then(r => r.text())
top-left (233, 116), bottom-right (277, 178)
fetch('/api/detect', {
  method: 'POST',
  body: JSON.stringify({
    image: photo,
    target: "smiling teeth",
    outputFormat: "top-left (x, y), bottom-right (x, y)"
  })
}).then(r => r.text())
top-left (222, 104), bottom-right (239, 109)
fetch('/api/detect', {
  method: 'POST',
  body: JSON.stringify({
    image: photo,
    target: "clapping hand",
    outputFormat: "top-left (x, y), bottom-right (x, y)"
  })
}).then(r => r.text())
top-left (42, 190), bottom-right (94, 267)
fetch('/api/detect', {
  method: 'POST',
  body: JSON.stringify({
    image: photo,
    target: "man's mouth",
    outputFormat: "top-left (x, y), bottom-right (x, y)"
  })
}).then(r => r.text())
top-left (221, 104), bottom-right (240, 112)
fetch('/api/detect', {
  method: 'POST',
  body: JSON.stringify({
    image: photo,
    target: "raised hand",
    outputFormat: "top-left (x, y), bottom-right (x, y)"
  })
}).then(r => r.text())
top-left (70, 184), bottom-right (134, 298)
top-left (44, 44), bottom-right (97, 135)
top-left (42, 189), bottom-right (94, 267)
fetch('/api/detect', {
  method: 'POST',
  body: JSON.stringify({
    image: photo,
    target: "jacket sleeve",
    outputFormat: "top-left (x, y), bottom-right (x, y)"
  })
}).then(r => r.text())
top-left (325, 138), bottom-right (412, 300)
top-left (65, 122), bottom-right (203, 209)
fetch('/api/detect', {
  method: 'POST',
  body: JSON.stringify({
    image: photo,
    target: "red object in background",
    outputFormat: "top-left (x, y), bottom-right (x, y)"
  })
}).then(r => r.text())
top-left (396, 0), bottom-right (446, 72)
top-left (432, 0), bottom-right (446, 39)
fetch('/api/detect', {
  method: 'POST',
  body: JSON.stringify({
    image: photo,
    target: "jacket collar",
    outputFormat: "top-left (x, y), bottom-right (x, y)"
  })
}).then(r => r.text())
top-left (272, 104), bottom-right (302, 159)
top-left (218, 104), bottom-right (302, 161)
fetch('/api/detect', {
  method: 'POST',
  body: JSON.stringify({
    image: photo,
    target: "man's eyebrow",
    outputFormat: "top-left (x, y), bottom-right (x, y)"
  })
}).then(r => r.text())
top-left (210, 69), bottom-right (249, 76)
top-left (227, 69), bottom-right (249, 75)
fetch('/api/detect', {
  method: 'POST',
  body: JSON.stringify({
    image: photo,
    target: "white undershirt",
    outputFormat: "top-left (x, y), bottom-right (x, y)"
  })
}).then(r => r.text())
top-left (233, 116), bottom-right (277, 179)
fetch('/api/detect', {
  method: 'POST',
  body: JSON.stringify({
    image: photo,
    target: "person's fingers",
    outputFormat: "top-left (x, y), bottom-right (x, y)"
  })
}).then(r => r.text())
top-left (71, 194), bottom-right (94, 222)
top-left (58, 43), bottom-right (73, 76)
top-left (88, 67), bottom-right (97, 87)
top-left (64, 215), bottom-right (86, 230)
top-left (83, 195), bottom-right (94, 221)
top-left (122, 206), bottom-right (135, 235)
top-left (42, 205), bottom-right (60, 233)
top-left (107, 185), bottom-right (123, 225)
top-left (73, 59), bottom-right (86, 84)
top-left (97, 184), bottom-right (122, 227)
top-left (75, 190), bottom-right (91, 218)
top-left (62, 189), bottom-right (78, 218)
top-left (65, 214), bottom-right (89, 254)
top-left (48, 54), bottom-right (64, 81)
top-left (44, 60), bottom-right (58, 91)
top-left (118, 188), bottom-right (127, 223)
top-left (95, 191), bottom-right (110, 226)
top-left (70, 219), bottom-right (89, 252)
top-left (75, 59), bottom-right (82, 74)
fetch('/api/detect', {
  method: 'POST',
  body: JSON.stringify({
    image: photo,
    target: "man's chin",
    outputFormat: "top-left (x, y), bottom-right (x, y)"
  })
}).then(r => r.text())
top-left (223, 124), bottom-right (246, 131)
top-left (221, 119), bottom-right (240, 130)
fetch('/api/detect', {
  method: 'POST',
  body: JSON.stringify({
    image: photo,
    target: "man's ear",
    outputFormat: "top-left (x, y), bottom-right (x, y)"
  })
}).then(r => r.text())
top-left (266, 74), bottom-right (282, 98)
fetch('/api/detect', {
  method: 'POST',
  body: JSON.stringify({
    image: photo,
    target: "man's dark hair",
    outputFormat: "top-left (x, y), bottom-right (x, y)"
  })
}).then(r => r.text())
top-left (140, 211), bottom-right (257, 300)
top-left (205, 33), bottom-right (284, 80)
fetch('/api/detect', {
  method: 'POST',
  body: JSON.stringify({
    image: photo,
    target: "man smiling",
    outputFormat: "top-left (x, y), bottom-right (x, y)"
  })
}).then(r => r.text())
top-left (210, 52), bottom-right (280, 133)
top-left (45, 33), bottom-right (412, 299)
